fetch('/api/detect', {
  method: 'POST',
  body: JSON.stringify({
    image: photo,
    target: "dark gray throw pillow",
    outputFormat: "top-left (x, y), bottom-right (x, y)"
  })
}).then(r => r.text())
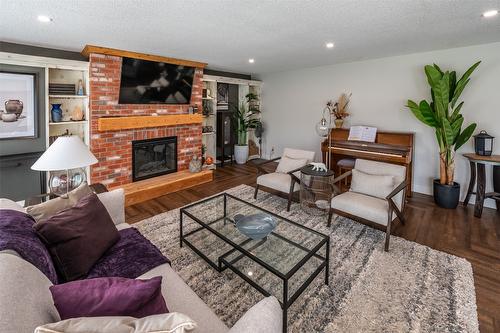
top-left (34, 193), bottom-right (120, 282)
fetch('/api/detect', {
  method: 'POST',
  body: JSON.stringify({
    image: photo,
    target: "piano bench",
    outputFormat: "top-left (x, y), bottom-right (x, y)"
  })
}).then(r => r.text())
top-left (337, 158), bottom-right (356, 190)
top-left (338, 158), bottom-right (356, 168)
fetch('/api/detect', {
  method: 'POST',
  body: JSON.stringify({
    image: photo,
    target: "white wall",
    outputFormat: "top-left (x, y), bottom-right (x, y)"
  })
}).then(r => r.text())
top-left (258, 42), bottom-right (500, 208)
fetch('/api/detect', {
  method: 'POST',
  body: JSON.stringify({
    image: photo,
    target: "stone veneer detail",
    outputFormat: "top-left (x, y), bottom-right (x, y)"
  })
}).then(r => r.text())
top-left (88, 53), bottom-right (203, 187)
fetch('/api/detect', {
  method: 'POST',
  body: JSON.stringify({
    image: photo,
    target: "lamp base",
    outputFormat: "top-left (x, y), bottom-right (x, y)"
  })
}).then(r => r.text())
top-left (48, 168), bottom-right (87, 197)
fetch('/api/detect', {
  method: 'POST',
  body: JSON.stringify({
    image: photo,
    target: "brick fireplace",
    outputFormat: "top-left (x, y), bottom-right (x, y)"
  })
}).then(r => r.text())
top-left (88, 52), bottom-right (204, 188)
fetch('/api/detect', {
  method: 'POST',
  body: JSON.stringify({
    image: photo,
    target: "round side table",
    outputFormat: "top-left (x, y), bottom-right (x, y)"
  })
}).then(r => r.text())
top-left (299, 165), bottom-right (334, 215)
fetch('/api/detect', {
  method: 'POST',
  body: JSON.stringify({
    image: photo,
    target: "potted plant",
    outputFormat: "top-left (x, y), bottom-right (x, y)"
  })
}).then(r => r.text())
top-left (232, 94), bottom-right (262, 164)
top-left (406, 61), bottom-right (480, 208)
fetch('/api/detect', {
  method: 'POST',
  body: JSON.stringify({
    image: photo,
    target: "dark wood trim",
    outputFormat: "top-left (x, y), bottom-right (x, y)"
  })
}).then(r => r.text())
top-left (81, 45), bottom-right (207, 68)
top-left (0, 41), bottom-right (86, 61)
top-left (203, 69), bottom-right (251, 80)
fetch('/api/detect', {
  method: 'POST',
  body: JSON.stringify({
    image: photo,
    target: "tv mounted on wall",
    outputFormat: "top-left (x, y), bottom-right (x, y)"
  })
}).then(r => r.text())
top-left (118, 57), bottom-right (195, 104)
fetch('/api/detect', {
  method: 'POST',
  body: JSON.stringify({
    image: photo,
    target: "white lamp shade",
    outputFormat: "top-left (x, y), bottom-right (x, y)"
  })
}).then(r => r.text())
top-left (32, 136), bottom-right (98, 171)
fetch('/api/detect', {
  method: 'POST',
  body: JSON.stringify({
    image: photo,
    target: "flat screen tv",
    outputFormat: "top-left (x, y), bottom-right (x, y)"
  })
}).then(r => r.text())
top-left (118, 57), bottom-right (195, 104)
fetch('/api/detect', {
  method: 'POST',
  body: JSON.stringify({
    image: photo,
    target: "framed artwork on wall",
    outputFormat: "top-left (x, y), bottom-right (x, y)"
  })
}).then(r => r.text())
top-left (0, 72), bottom-right (37, 139)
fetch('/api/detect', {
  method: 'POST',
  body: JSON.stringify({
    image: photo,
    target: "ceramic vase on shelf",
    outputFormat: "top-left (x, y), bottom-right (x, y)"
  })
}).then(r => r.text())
top-left (71, 106), bottom-right (84, 121)
top-left (334, 119), bottom-right (344, 128)
top-left (51, 104), bottom-right (63, 123)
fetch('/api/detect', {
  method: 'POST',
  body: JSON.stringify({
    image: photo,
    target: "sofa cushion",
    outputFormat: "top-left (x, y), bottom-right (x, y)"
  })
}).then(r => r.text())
top-left (34, 313), bottom-right (197, 333)
top-left (276, 155), bottom-right (308, 174)
top-left (228, 297), bottom-right (282, 333)
top-left (257, 173), bottom-right (300, 193)
top-left (87, 227), bottom-right (169, 279)
top-left (0, 209), bottom-right (58, 284)
top-left (350, 169), bottom-right (394, 199)
top-left (0, 198), bottom-right (26, 212)
top-left (50, 276), bottom-right (168, 320)
top-left (97, 188), bottom-right (125, 225)
top-left (34, 193), bottom-right (120, 281)
top-left (0, 252), bottom-right (60, 333)
top-left (26, 182), bottom-right (93, 222)
top-left (331, 191), bottom-right (395, 225)
top-left (140, 263), bottom-right (230, 333)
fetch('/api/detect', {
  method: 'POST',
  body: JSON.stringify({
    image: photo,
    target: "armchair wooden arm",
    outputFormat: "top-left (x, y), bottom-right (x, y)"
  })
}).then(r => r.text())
top-left (386, 179), bottom-right (408, 200)
top-left (385, 179), bottom-right (408, 225)
top-left (330, 170), bottom-right (352, 194)
top-left (252, 157), bottom-right (281, 175)
top-left (287, 166), bottom-right (304, 183)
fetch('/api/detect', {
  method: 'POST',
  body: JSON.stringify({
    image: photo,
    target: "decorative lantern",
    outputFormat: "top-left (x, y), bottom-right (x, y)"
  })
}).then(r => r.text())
top-left (315, 117), bottom-right (330, 137)
top-left (474, 130), bottom-right (494, 156)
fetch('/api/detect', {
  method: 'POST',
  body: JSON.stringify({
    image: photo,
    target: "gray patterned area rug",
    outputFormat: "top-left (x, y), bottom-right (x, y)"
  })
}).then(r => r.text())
top-left (135, 185), bottom-right (478, 332)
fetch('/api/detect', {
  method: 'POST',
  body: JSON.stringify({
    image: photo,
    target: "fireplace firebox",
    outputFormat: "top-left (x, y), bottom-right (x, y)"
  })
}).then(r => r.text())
top-left (132, 136), bottom-right (177, 181)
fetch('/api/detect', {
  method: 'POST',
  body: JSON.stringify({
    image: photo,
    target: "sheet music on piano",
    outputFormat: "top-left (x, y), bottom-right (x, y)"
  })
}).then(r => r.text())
top-left (348, 126), bottom-right (378, 142)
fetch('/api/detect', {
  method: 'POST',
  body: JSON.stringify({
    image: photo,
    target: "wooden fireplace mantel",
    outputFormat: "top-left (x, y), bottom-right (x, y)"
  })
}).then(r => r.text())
top-left (97, 114), bottom-right (203, 132)
top-left (81, 45), bottom-right (208, 68)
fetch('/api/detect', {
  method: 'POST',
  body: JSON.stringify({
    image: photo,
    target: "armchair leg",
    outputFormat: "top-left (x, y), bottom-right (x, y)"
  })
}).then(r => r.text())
top-left (254, 185), bottom-right (259, 199)
top-left (327, 209), bottom-right (333, 227)
top-left (287, 180), bottom-right (295, 212)
top-left (385, 211), bottom-right (393, 252)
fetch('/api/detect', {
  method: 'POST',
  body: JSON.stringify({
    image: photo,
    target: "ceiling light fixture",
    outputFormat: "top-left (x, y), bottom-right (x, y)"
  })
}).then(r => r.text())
top-left (326, 42), bottom-right (335, 49)
top-left (248, 58), bottom-right (255, 64)
top-left (482, 10), bottom-right (498, 18)
top-left (37, 15), bottom-right (53, 23)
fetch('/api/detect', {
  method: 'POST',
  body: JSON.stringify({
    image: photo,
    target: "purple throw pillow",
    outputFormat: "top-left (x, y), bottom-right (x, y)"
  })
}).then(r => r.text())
top-left (0, 209), bottom-right (58, 284)
top-left (34, 193), bottom-right (120, 282)
top-left (50, 276), bottom-right (168, 320)
top-left (87, 228), bottom-right (170, 279)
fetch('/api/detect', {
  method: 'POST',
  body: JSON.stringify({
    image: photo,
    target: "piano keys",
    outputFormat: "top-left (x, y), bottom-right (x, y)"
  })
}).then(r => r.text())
top-left (321, 128), bottom-right (414, 196)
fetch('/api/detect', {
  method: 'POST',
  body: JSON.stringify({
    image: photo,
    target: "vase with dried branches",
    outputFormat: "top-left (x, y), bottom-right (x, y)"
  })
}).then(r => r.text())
top-left (328, 92), bottom-right (352, 128)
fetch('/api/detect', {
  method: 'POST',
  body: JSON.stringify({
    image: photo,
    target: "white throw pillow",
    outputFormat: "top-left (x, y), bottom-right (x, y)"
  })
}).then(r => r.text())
top-left (97, 188), bottom-right (125, 225)
top-left (350, 169), bottom-right (395, 199)
top-left (276, 156), bottom-right (308, 174)
top-left (0, 198), bottom-right (26, 212)
top-left (34, 312), bottom-right (197, 333)
top-left (228, 297), bottom-right (282, 333)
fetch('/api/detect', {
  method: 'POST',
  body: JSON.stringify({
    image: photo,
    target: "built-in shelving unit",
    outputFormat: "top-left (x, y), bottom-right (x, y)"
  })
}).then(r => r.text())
top-left (202, 74), bottom-right (263, 162)
top-left (201, 78), bottom-right (218, 168)
top-left (47, 67), bottom-right (89, 146)
top-left (0, 52), bottom-right (91, 187)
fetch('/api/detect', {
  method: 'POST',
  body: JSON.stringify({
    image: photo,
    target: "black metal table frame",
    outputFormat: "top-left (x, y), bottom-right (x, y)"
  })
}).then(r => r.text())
top-left (180, 193), bottom-right (330, 333)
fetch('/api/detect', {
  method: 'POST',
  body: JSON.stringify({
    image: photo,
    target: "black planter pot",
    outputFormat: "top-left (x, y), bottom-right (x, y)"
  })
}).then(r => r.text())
top-left (433, 179), bottom-right (460, 209)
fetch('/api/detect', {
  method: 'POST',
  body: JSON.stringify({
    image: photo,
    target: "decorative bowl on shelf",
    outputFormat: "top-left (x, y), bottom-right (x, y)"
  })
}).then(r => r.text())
top-left (233, 213), bottom-right (277, 240)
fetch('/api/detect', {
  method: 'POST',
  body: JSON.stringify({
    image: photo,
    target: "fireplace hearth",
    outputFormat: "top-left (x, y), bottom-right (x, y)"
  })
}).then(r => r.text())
top-left (132, 136), bottom-right (177, 181)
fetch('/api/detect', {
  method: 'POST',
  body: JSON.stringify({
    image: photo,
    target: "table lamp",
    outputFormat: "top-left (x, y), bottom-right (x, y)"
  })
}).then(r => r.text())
top-left (31, 135), bottom-right (98, 196)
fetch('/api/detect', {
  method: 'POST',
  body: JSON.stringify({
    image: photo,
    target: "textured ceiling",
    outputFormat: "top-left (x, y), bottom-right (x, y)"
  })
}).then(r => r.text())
top-left (1, 0), bottom-right (499, 75)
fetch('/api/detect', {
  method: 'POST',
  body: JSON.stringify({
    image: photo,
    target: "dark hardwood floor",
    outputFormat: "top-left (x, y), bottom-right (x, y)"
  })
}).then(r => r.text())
top-left (125, 163), bottom-right (500, 333)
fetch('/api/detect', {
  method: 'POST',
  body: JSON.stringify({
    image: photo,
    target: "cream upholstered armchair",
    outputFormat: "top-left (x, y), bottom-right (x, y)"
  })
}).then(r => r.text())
top-left (254, 148), bottom-right (315, 211)
top-left (328, 159), bottom-right (408, 251)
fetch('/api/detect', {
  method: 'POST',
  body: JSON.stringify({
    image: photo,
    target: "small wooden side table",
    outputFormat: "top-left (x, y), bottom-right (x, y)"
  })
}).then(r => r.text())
top-left (463, 153), bottom-right (500, 217)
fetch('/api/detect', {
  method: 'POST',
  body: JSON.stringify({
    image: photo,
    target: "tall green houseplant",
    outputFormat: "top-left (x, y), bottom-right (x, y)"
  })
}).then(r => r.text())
top-left (232, 95), bottom-right (262, 146)
top-left (406, 61), bottom-right (480, 186)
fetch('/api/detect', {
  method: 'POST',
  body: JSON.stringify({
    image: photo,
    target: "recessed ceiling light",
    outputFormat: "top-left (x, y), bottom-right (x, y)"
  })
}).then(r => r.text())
top-left (37, 15), bottom-right (53, 23)
top-left (248, 58), bottom-right (255, 64)
top-left (482, 10), bottom-right (498, 18)
top-left (326, 42), bottom-right (335, 49)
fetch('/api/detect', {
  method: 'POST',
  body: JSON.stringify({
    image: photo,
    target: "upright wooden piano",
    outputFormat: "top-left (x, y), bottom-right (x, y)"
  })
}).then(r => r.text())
top-left (321, 128), bottom-right (414, 196)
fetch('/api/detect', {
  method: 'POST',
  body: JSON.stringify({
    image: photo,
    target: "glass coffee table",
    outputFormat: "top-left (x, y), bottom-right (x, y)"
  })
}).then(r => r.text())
top-left (180, 193), bottom-right (330, 333)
